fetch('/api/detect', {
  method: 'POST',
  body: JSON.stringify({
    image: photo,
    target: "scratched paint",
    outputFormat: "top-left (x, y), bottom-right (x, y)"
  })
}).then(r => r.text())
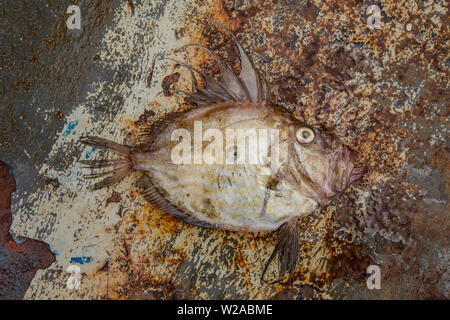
top-left (4, 0), bottom-right (448, 300)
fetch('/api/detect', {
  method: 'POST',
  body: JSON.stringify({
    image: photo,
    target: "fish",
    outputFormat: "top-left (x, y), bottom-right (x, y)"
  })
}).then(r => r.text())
top-left (79, 17), bottom-right (366, 284)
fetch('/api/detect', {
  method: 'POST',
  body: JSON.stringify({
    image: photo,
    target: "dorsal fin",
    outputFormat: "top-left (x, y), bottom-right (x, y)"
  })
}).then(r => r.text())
top-left (181, 44), bottom-right (250, 101)
top-left (205, 17), bottom-right (264, 102)
top-left (168, 58), bottom-right (235, 102)
top-left (170, 17), bottom-right (270, 105)
top-left (134, 112), bottom-right (184, 151)
top-left (133, 104), bottom-right (205, 151)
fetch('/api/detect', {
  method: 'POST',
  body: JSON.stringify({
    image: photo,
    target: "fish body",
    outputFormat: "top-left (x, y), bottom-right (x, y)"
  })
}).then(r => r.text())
top-left (79, 18), bottom-right (366, 283)
top-left (136, 102), bottom-right (316, 232)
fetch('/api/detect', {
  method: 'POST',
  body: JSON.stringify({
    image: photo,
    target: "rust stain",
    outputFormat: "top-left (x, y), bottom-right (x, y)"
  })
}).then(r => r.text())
top-left (161, 72), bottom-right (181, 97)
top-left (106, 191), bottom-right (122, 206)
top-left (0, 162), bottom-right (55, 299)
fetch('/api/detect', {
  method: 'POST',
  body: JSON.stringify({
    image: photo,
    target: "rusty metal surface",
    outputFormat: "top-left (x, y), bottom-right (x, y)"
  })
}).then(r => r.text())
top-left (0, 0), bottom-right (448, 299)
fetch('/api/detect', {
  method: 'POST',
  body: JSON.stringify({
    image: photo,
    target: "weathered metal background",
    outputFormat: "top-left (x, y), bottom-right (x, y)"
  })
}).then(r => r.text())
top-left (0, 0), bottom-right (448, 299)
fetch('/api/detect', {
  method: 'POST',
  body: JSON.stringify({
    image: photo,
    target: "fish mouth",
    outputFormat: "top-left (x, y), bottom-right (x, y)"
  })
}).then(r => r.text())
top-left (345, 147), bottom-right (367, 186)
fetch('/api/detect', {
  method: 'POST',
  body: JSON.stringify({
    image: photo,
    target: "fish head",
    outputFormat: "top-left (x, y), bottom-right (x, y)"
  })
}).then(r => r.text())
top-left (291, 124), bottom-right (366, 203)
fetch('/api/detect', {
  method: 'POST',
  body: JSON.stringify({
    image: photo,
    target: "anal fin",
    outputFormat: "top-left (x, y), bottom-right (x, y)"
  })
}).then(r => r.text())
top-left (136, 174), bottom-right (217, 229)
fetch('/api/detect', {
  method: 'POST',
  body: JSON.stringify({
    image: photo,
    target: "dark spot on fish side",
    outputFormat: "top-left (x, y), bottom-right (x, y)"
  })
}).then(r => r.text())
top-left (202, 197), bottom-right (218, 218)
top-left (230, 146), bottom-right (238, 162)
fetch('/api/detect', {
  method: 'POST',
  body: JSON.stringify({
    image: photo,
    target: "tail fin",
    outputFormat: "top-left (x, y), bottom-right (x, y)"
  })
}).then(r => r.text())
top-left (261, 218), bottom-right (299, 284)
top-left (79, 136), bottom-right (134, 190)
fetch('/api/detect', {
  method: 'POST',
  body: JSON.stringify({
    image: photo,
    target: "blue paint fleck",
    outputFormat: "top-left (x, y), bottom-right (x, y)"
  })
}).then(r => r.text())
top-left (63, 120), bottom-right (79, 137)
top-left (70, 257), bottom-right (92, 264)
top-left (9, 168), bottom-right (14, 176)
top-left (85, 147), bottom-right (97, 159)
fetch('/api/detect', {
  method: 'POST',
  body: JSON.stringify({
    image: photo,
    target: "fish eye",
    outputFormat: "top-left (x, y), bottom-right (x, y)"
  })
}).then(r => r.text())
top-left (296, 127), bottom-right (315, 144)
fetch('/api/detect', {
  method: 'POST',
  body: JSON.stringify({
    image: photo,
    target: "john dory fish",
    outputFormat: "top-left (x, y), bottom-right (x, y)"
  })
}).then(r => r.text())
top-left (79, 18), bottom-right (366, 283)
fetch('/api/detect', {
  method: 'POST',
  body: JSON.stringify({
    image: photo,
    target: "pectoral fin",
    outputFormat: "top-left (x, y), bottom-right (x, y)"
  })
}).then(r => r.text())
top-left (349, 165), bottom-right (367, 185)
top-left (261, 217), bottom-right (300, 284)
